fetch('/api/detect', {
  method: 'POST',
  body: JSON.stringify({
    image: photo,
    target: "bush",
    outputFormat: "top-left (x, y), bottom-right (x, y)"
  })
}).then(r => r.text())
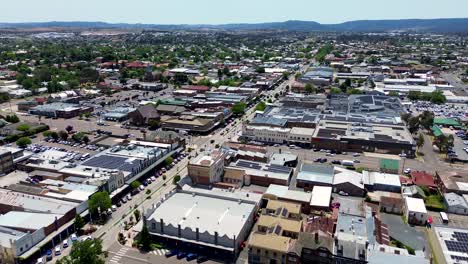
top-left (16, 137), bottom-right (32, 148)
top-left (16, 124), bottom-right (31, 132)
top-left (173, 175), bottom-right (181, 184)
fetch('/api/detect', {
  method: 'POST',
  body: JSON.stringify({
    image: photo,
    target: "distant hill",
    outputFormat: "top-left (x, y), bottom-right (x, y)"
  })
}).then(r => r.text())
top-left (0, 18), bottom-right (467, 33)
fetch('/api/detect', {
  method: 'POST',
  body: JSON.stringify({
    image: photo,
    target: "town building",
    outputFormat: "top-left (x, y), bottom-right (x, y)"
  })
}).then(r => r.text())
top-left (404, 197), bottom-right (428, 225)
top-left (248, 200), bottom-right (303, 264)
top-left (431, 226), bottom-right (468, 264)
top-left (146, 190), bottom-right (257, 259)
top-left (188, 150), bottom-right (226, 185)
top-left (296, 163), bottom-right (334, 190)
top-left (444, 193), bottom-right (468, 215)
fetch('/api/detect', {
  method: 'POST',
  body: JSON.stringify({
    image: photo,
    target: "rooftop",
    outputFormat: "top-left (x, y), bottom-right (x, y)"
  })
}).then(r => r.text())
top-left (0, 211), bottom-right (62, 231)
top-left (405, 197), bottom-right (427, 213)
top-left (147, 192), bottom-right (256, 239)
top-left (297, 163), bottom-right (334, 185)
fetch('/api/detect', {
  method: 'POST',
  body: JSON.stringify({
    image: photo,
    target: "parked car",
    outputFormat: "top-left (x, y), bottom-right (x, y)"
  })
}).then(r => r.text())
top-left (71, 234), bottom-right (78, 242)
top-left (165, 249), bottom-right (179, 258)
top-left (177, 252), bottom-right (187, 259)
top-left (197, 256), bottom-right (208, 263)
top-left (37, 257), bottom-right (44, 264)
top-left (404, 168), bottom-right (411, 174)
top-left (63, 240), bottom-right (69, 248)
top-left (112, 205), bottom-right (117, 211)
top-left (54, 246), bottom-right (61, 256)
top-left (187, 253), bottom-right (197, 261)
top-left (46, 250), bottom-right (53, 261)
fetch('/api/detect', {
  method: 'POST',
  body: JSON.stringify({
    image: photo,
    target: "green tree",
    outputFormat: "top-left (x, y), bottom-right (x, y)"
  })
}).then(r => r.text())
top-left (56, 239), bottom-right (106, 264)
top-left (304, 83), bottom-right (316, 94)
top-left (388, 91), bottom-right (399, 97)
top-left (16, 137), bottom-right (32, 148)
top-left (232, 102), bottom-right (246, 116)
top-left (66, 125), bottom-right (74, 133)
top-left (137, 222), bottom-right (152, 251)
top-left (165, 156), bottom-right (174, 166)
top-left (130, 181), bottom-right (141, 190)
top-left (72, 132), bottom-right (86, 142)
top-left (408, 116), bottom-right (420, 134)
top-left (419, 111), bottom-right (434, 130)
top-left (74, 214), bottom-right (85, 232)
top-left (417, 133), bottom-right (425, 149)
top-left (88, 192), bottom-right (112, 215)
top-left (134, 209), bottom-right (141, 222)
top-left (255, 101), bottom-right (267, 111)
top-left (5, 115), bottom-right (20, 123)
top-left (330, 87), bottom-right (342, 94)
top-left (255, 67), bottom-right (265, 74)
top-left (407, 91), bottom-right (421, 101)
top-left (59, 130), bottom-right (69, 140)
top-left (430, 91), bottom-right (446, 104)
top-left (148, 119), bottom-right (160, 130)
top-left (173, 174), bottom-right (181, 184)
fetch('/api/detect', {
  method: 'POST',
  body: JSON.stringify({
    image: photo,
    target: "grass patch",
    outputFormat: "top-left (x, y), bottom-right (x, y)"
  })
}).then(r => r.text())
top-left (390, 238), bottom-right (415, 255)
top-left (425, 194), bottom-right (445, 211)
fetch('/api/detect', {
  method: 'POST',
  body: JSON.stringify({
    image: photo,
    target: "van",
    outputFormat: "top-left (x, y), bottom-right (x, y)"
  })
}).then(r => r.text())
top-left (440, 212), bottom-right (449, 224)
top-left (341, 160), bottom-right (354, 167)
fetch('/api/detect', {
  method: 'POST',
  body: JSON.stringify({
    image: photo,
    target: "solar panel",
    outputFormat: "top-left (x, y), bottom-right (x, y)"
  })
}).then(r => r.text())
top-left (451, 255), bottom-right (468, 262)
top-left (445, 240), bottom-right (468, 253)
top-left (454, 232), bottom-right (468, 242)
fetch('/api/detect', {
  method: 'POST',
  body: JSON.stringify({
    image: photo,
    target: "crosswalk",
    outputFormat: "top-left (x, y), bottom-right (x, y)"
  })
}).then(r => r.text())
top-left (109, 247), bottom-right (129, 263)
top-left (151, 248), bottom-right (169, 256)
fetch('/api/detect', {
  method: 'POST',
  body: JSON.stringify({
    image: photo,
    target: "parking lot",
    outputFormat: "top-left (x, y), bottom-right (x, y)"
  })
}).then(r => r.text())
top-left (410, 101), bottom-right (467, 120)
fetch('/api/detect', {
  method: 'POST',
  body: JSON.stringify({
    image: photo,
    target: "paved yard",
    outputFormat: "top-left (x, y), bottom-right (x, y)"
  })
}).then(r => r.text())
top-left (380, 213), bottom-right (428, 251)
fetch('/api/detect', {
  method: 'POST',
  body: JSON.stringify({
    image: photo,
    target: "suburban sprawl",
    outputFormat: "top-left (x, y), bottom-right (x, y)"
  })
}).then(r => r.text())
top-left (0, 26), bottom-right (466, 264)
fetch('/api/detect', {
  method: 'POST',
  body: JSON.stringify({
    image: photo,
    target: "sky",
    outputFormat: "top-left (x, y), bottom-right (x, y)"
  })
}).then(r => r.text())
top-left (2, 0), bottom-right (468, 24)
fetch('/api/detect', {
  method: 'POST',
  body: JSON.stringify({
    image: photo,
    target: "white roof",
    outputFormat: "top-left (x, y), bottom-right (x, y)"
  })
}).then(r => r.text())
top-left (333, 167), bottom-right (364, 189)
top-left (405, 197), bottom-right (427, 214)
top-left (264, 184), bottom-right (312, 203)
top-left (363, 171), bottom-right (401, 187)
top-left (148, 192), bottom-right (255, 238)
top-left (310, 186), bottom-right (332, 207)
top-left (0, 211), bottom-right (62, 230)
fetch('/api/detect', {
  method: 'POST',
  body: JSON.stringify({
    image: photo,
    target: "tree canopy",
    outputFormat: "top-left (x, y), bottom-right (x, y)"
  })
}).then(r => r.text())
top-left (88, 192), bottom-right (112, 215)
top-left (56, 239), bottom-right (106, 264)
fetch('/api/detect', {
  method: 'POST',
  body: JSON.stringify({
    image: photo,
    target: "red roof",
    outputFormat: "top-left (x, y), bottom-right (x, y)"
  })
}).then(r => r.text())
top-left (411, 171), bottom-right (436, 188)
top-left (400, 176), bottom-right (413, 185)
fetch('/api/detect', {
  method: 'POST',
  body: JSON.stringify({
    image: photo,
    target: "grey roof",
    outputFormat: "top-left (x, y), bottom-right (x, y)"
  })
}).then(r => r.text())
top-left (297, 164), bottom-right (334, 184)
top-left (367, 249), bottom-right (429, 264)
top-left (251, 116), bottom-right (287, 127)
top-left (444, 193), bottom-right (468, 208)
top-left (0, 211), bottom-right (62, 230)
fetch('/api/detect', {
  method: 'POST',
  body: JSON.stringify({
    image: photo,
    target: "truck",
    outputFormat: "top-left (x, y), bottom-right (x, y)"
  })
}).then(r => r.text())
top-left (341, 160), bottom-right (355, 167)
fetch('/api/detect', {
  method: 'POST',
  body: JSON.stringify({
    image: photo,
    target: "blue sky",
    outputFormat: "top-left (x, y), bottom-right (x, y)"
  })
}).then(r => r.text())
top-left (3, 0), bottom-right (468, 24)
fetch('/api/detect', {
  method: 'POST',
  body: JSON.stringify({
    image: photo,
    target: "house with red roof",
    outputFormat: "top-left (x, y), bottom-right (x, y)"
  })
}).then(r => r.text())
top-left (411, 171), bottom-right (437, 189)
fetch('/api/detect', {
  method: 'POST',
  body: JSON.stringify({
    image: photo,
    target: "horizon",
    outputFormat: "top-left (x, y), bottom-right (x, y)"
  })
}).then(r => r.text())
top-left (1, 0), bottom-right (468, 24)
top-left (1, 17), bottom-right (468, 26)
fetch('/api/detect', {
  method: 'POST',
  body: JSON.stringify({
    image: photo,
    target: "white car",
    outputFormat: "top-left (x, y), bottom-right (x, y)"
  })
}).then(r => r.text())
top-left (399, 153), bottom-right (407, 158)
top-left (111, 205), bottom-right (117, 211)
top-left (54, 246), bottom-right (61, 256)
top-left (63, 240), bottom-right (69, 248)
top-left (339, 191), bottom-right (349, 196)
top-left (352, 153), bottom-right (360, 157)
top-left (404, 168), bottom-right (411, 174)
top-left (37, 258), bottom-right (44, 264)
top-left (127, 194), bottom-right (132, 200)
top-left (71, 234), bottom-right (78, 242)
top-left (150, 176), bottom-right (156, 181)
